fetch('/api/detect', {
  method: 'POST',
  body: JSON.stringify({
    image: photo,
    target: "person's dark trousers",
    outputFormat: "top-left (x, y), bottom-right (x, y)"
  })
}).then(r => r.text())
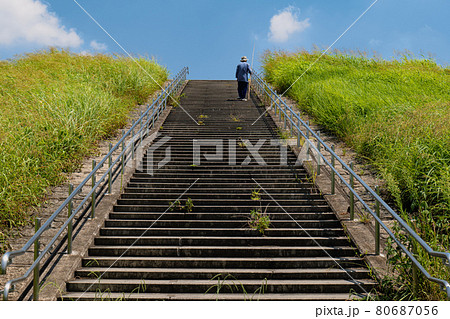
top-left (237, 81), bottom-right (248, 99)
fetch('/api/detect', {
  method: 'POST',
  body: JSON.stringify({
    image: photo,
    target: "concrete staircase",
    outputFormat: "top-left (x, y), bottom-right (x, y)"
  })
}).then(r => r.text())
top-left (61, 80), bottom-right (376, 300)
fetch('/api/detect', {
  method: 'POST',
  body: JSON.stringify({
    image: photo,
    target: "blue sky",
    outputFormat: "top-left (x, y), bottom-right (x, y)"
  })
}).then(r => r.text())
top-left (0, 0), bottom-right (449, 79)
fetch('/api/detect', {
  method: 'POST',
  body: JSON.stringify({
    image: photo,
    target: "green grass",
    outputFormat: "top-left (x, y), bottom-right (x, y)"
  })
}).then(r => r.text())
top-left (0, 49), bottom-right (168, 251)
top-left (263, 49), bottom-right (450, 300)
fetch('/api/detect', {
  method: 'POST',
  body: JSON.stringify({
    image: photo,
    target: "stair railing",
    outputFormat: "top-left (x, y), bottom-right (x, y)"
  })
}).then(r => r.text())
top-left (0, 67), bottom-right (189, 301)
top-left (251, 71), bottom-right (450, 299)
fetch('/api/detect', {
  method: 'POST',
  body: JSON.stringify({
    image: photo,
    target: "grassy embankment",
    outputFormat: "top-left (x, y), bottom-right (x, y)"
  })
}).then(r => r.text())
top-left (263, 50), bottom-right (449, 300)
top-left (0, 49), bottom-right (168, 251)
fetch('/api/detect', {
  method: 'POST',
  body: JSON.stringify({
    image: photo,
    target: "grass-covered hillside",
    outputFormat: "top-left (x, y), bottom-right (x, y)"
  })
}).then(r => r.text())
top-left (263, 50), bottom-right (449, 300)
top-left (0, 49), bottom-right (168, 250)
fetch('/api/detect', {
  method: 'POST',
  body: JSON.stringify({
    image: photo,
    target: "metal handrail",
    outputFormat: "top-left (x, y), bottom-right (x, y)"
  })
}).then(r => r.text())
top-left (0, 67), bottom-right (189, 300)
top-left (251, 71), bottom-right (450, 298)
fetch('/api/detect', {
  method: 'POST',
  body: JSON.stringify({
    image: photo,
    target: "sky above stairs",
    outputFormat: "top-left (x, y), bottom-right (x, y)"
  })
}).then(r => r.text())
top-left (0, 0), bottom-right (449, 79)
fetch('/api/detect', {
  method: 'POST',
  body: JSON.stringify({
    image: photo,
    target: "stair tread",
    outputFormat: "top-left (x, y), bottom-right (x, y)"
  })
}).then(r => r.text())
top-left (83, 256), bottom-right (364, 261)
top-left (76, 267), bottom-right (370, 274)
top-left (89, 245), bottom-right (355, 250)
top-left (68, 278), bottom-right (375, 285)
top-left (60, 292), bottom-right (367, 301)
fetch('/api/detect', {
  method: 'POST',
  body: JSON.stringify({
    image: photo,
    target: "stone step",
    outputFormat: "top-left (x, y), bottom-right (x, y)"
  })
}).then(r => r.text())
top-left (60, 292), bottom-right (365, 301)
top-left (74, 267), bottom-right (370, 280)
top-left (124, 187), bottom-right (318, 194)
top-left (112, 204), bottom-right (332, 213)
top-left (103, 219), bottom-right (341, 229)
top-left (120, 192), bottom-right (323, 200)
top-left (99, 228), bottom-right (346, 237)
top-left (107, 212), bottom-right (337, 221)
top-left (93, 236), bottom-right (351, 247)
top-left (116, 198), bottom-right (329, 207)
top-left (66, 278), bottom-right (375, 294)
top-left (127, 178), bottom-right (308, 184)
top-left (126, 182), bottom-right (315, 189)
top-left (132, 168), bottom-right (307, 174)
top-left (81, 256), bottom-right (366, 269)
top-left (87, 245), bottom-right (357, 258)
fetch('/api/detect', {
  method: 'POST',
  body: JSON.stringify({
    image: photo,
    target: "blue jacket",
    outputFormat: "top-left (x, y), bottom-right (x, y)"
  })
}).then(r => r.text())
top-left (236, 62), bottom-right (252, 82)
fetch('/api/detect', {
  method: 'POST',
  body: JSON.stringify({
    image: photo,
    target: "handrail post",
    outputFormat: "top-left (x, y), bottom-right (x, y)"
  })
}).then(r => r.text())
top-left (131, 120), bottom-right (135, 160)
top-left (349, 161), bottom-right (355, 220)
top-left (33, 217), bottom-right (41, 301)
top-left (278, 100), bottom-right (282, 122)
top-left (270, 91), bottom-right (274, 110)
top-left (139, 114), bottom-right (144, 147)
top-left (152, 109), bottom-right (155, 128)
top-left (316, 131), bottom-right (321, 175)
top-left (91, 160), bottom-right (96, 219)
top-left (121, 135), bottom-right (125, 181)
top-left (331, 145), bottom-right (336, 195)
top-left (108, 143), bottom-right (112, 194)
top-left (375, 185), bottom-right (381, 255)
top-left (305, 121), bottom-right (310, 161)
top-left (290, 110), bottom-right (294, 135)
top-left (67, 183), bottom-right (73, 254)
top-left (163, 87), bottom-right (167, 109)
top-left (412, 238), bottom-right (419, 296)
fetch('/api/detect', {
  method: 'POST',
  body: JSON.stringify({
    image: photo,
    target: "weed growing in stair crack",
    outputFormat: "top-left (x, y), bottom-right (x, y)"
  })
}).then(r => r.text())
top-left (251, 188), bottom-right (262, 201)
top-left (249, 206), bottom-right (271, 235)
top-left (185, 198), bottom-right (194, 213)
top-left (168, 198), bottom-right (194, 214)
top-left (205, 274), bottom-right (268, 301)
top-left (248, 187), bottom-right (271, 235)
top-left (230, 114), bottom-right (241, 122)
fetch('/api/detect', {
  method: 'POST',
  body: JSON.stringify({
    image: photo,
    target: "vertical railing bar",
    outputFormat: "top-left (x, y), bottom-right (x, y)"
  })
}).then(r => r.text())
top-left (108, 143), bottom-right (112, 194)
top-left (331, 145), bottom-right (336, 195)
top-left (91, 160), bottom-right (96, 219)
top-left (305, 121), bottom-right (310, 161)
top-left (317, 131), bottom-right (321, 175)
top-left (296, 112), bottom-right (301, 148)
top-left (67, 184), bottom-right (73, 254)
top-left (131, 120), bottom-right (135, 160)
top-left (412, 237), bottom-right (419, 296)
top-left (121, 131), bottom-right (125, 182)
top-left (375, 185), bottom-right (380, 255)
top-left (350, 161), bottom-right (355, 220)
top-left (33, 217), bottom-right (41, 301)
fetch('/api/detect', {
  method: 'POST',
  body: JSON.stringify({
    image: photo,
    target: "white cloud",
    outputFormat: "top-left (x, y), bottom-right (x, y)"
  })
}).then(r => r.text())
top-left (0, 0), bottom-right (83, 48)
top-left (90, 40), bottom-right (107, 51)
top-left (268, 6), bottom-right (310, 43)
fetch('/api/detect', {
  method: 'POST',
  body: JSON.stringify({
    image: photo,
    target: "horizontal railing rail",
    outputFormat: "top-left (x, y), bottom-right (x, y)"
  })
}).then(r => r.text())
top-left (251, 71), bottom-right (450, 299)
top-left (0, 67), bottom-right (189, 301)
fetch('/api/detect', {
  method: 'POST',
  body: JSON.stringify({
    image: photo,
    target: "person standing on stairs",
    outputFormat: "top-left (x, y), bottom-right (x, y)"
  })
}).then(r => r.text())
top-left (235, 56), bottom-right (252, 101)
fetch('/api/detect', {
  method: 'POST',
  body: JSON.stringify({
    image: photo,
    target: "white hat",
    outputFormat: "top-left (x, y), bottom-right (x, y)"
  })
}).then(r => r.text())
top-left (240, 56), bottom-right (248, 62)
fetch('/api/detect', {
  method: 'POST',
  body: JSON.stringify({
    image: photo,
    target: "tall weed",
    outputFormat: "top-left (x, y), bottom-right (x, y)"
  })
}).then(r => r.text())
top-left (0, 49), bottom-right (168, 250)
top-left (263, 49), bottom-right (450, 299)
